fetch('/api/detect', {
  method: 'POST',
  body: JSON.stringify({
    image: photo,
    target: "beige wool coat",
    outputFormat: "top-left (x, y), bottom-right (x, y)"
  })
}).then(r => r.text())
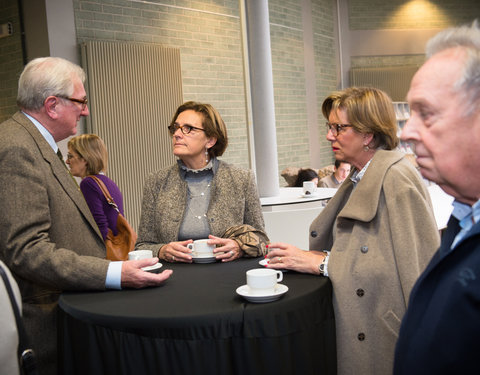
top-left (310, 150), bottom-right (440, 375)
top-left (0, 112), bottom-right (109, 374)
top-left (136, 161), bottom-right (268, 256)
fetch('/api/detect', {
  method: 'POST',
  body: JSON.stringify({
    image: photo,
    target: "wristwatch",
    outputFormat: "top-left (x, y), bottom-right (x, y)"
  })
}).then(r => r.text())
top-left (318, 251), bottom-right (330, 276)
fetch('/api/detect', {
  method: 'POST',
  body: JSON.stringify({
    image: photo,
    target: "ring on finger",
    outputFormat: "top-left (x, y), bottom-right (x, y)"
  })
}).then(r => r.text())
top-left (172, 255), bottom-right (175, 262)
top-left (229, 250), bottom-right (234, 257)
top-left (277, 256), bottom-right (282, 262)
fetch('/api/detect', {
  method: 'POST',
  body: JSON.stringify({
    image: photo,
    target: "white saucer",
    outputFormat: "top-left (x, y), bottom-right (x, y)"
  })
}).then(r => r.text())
top-left (192, 256), bottom-right (217, 264)
top-left (236, 284), bottom-right (288, 303)
top-left (301, 192), bottom-right (319, 198)
top-left (141, 263), bottom-right (163, 273)
top-left (258, 258), bottom-right (288, 272)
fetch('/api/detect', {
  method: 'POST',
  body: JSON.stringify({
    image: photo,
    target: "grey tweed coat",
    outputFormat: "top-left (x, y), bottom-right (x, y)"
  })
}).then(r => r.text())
top-left (310, 150), bottom-right (440, 375)
top-left (0, 112), bottom-right (108, 374)
top-left (136, 161), bottom-right (268, 256)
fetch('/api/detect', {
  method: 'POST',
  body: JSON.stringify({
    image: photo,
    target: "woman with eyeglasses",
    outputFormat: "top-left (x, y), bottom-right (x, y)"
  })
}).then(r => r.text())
top-left (265, 87), bottom-right (440, 375)
top-left (67, 134), bottom-right (127, 243)
top-left (136, 101), bottom-right (268, 263)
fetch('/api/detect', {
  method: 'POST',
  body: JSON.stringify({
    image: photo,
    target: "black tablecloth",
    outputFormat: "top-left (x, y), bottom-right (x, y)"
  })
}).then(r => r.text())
top-left (58, 257), bottom-right (336, 375)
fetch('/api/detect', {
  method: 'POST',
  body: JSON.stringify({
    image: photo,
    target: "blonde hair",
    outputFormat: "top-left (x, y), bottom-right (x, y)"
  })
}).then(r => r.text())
top-left (322, 86), bottom-right (398, 150)
top-left (68, 134), bottom-right (108, 175)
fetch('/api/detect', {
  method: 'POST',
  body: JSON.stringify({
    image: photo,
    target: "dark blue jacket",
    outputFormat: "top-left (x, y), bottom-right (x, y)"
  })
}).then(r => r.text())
top-left (394, 215), bottom-right (480, 374)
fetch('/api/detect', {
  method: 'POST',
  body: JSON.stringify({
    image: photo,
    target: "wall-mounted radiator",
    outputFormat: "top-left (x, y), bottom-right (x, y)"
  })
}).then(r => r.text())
top-left (349, 65), bottom-right (420, 101)
top-left (81, 41), bottom-right (183, 231)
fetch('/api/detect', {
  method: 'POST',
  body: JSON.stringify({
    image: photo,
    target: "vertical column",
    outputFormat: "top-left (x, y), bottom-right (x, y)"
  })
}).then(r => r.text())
top-left (243, 0), bottom-right (279, 198)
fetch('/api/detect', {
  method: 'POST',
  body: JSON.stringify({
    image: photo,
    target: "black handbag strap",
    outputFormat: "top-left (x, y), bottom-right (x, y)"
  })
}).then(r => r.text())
top-left (0, 266), bottom-right (39, 375)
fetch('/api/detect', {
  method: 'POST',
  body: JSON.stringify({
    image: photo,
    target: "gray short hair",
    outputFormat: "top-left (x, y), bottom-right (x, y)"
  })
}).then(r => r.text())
top-left (17, 57), bottom-right (86, 111)
top-left (426, 19), bottom-right (480, 116)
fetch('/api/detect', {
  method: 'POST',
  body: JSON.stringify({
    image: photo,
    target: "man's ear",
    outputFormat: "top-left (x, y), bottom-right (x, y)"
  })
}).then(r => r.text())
top-left (44, 96), bottom-right (60, 119)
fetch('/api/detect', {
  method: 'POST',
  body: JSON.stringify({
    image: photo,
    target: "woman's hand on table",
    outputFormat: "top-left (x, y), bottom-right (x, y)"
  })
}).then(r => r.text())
top-left (121, 258), bottom-right (173, 288)
top-left (266, 242), bottom-right (327, 275)
top-left (208, 235), bottom-right (243, 262)
top-left (159, 240), bottom-right (194, 263)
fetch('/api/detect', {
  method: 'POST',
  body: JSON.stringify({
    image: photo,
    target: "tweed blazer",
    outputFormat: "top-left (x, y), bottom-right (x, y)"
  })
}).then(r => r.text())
top-left (136, 161), bottom-right (268, 256)
top-left (309, 150), bottom-right (440, 375)
top-left (0, 112), bottom-right (108, 374)
top-left (395, 216), bottom-right (480, 374)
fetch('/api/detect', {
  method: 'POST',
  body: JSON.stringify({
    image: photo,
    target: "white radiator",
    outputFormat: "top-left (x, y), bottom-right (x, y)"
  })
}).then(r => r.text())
top-left (349, 65), bottom-right (419, 101)
top-left (81, 41), bottom-right (183, 230)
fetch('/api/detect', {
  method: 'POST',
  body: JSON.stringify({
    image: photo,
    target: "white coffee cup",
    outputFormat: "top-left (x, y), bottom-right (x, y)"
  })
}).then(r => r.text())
top-left (246, 268), bottom-right (283, 295)
top-left (303, 181), bottom-right (316, 195)
top-left (187, 239), bottom-right (215, 258)
top-left (128, 249), bottom-right (153, 260)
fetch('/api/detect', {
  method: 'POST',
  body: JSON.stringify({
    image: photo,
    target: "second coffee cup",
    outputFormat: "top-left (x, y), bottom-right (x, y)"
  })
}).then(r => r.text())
top-left (128, 249), bottom-right (153, 260)
top-left (187, 239), bottom-right (215, 258)
top-left (246, 268), bottom-right (283, 295)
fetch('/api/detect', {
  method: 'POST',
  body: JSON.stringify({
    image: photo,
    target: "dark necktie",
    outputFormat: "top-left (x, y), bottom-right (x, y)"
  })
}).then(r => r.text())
top-left (56, 149), bottom-right (65, 164)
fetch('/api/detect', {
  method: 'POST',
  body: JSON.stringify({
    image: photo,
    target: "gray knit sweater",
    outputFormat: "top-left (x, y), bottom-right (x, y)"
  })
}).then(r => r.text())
top-left (136, 160), bottom-right (268, 256)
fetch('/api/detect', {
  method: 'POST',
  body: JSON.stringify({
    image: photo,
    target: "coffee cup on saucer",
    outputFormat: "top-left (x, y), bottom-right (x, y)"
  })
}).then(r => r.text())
top-left (187, 239), bottom-right (215, 258)
top-left (302, 181), bottom-right (316, 196)
top-left (128, 249), bottom-right (153, 260)
top-left (246, 268), bottom-right (283, 295)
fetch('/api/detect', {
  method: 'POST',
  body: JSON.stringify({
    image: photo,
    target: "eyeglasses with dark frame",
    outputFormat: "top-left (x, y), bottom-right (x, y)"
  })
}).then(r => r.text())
top-left (168, 123), bottom-right (205, 135)
top-left (58, 96), bottom-right (88, 111)
top-left (325, 122), bottom-right (352, 137)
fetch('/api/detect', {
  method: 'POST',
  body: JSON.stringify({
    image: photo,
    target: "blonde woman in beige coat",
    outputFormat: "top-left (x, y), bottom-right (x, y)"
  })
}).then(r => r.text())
top-left (266, 87), bottom-right (440, 374)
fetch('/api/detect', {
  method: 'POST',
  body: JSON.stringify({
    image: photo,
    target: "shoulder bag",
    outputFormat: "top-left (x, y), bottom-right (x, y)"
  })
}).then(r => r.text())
top-left (88, 175), bottom-right (137, 261)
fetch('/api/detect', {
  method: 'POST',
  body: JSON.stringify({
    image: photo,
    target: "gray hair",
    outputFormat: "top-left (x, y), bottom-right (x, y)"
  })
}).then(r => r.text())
top-left (426, 19), bottom-right (480, 116)
top-left (17, 57), bottom-right (86, 111)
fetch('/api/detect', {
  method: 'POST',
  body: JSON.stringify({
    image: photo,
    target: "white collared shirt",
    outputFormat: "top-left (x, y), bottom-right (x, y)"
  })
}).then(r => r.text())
top-left (350, 158), bottom-right (373, 187)
top-left (451, 199), bottom-right (480, 250)
top-left (23, 112), bottom-right (58, 153)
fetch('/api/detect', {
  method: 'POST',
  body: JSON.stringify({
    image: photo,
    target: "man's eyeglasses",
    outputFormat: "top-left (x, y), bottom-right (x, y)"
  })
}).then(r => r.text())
top-left (325, 122), bottom-right (352, 137)
top-left (168, 123), bottom-right (205, 135)
top-left (59, 96), bottom-right (88, 111)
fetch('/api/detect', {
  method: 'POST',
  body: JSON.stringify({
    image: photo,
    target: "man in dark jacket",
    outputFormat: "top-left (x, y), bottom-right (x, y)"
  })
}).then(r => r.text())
top-left (394, 20), bottom-right (480, 374)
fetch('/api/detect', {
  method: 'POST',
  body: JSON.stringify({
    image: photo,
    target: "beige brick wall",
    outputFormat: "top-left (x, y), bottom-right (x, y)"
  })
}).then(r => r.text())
top-left (0, 1), bottom-right (23, 123)
top-left (74, 0), bottom-right (250, 168)
top-left (72, 0), bottom-right (339, 182)
top-left (312, 0), bottom-right (338, 164)
top-left (349, 0), bottom-right (480, 30)
top-left (2, 0), bottom-right (477, 182)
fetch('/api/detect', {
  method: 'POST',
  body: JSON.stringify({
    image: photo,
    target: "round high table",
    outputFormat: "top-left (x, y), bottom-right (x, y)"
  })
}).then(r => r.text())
top-left (58, 257), bottom-right (336, 375)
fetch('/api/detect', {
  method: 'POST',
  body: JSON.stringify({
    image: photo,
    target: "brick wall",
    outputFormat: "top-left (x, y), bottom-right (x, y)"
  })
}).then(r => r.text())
top-left (0, 1), bottom-right (23, 123)
top-left (2, 0), bottom-right (478, 183)
top-left (312, 0), bottom-right (338, 164)
top-left (349, 0), bottom-right (480, 30)
top-left (270, 0), bottom-right (310, 171)
top-left (73, 0), bottom-right (338, 181)
top-left (74, 0), bottom-right (250, 167)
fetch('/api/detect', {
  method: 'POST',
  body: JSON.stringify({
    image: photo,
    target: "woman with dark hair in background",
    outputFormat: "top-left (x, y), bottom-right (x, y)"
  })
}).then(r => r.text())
top-left (294, 168), bottom-right (319, 187)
